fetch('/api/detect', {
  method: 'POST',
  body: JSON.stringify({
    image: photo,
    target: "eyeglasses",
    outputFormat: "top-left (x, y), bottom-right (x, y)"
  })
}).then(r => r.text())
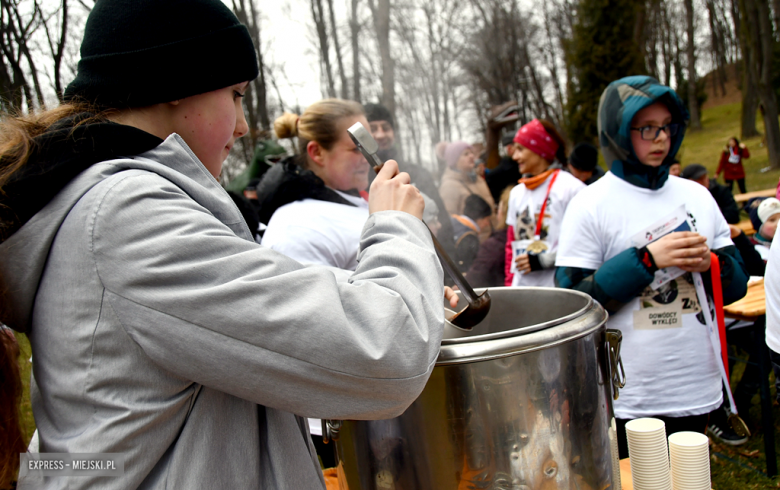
top-left (630, 123), bottom-right (680, 141)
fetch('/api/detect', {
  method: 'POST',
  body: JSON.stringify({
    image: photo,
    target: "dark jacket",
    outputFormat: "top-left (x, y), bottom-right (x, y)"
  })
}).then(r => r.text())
top-left (466, 228), bottom-right (507, 288)
top-left (708, 180), bottom-right (740, 224)
top-left (583, 165), bottom-right (606, 186)
top-left (368, 147), bottom-right (457, 257)
top-left (485, 157), bottom-right (521, 202)
top-left (256, 157), bottom-right (356, 225)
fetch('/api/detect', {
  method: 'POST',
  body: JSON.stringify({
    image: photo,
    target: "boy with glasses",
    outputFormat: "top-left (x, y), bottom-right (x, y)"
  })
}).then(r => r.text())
top-left (556, 76), bottom-right (748, 457)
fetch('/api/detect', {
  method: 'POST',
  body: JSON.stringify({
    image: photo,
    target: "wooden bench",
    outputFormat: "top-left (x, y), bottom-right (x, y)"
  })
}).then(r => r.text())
top-left (733, 188), bottom-right (776, 203)
top-left (735, 218), bottom-right (756, 235)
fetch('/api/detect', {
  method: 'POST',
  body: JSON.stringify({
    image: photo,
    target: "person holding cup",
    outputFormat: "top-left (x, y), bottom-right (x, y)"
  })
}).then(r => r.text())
top-left (504, 119), bottom-right (585, 287)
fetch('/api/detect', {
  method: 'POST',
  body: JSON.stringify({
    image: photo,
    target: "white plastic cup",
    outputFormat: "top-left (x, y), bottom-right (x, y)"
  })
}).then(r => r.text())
top-left (668, 431), bottom-right (710, 490)
top-left (626, 418), bottom-right (672, 490)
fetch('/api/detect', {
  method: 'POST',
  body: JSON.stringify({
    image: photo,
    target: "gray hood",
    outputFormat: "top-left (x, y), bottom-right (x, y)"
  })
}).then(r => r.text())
top-left (0, 134), bottom-right (251, 334)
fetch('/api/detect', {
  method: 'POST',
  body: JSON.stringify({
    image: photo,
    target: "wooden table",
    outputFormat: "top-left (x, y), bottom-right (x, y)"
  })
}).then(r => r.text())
top-left (620, 459), bottom-right (713, 489)
top-left (723, 277), bottom-right (777, 477)
top-left (735, 219), bottom-right (756, 236)
top-left (734, 188), bottom-right (776, 203)
top-left (724, 277), bottom-right (765, 320)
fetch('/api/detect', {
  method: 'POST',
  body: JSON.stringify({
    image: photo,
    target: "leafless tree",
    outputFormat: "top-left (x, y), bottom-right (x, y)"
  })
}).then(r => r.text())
top-left (311, 0), bottom-right (336, 98)
top-left (684, 0), bottom-right (702, 129)
top-left (366, 0), bottom-right (394, 116)
top-left (350, 0), bottom-right (361, 102)
top-left (739, 0), bottom-right (780, 167)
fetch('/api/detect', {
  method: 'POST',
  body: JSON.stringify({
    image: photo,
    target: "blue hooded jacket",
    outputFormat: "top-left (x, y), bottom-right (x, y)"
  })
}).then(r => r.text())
top-left (598, 75), bottom-right (688, 190)
top-left (556, 76), bottom-right (747, 313)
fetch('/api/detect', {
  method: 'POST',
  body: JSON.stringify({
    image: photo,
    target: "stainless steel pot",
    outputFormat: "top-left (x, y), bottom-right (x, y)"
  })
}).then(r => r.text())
top-left (329, 287), bottom-right (624, 490)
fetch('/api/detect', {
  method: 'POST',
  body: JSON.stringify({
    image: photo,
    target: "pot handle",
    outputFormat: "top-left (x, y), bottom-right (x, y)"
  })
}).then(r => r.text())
top-left (322, 419), bottom-right (343, 444)
top-left (606, 329), bottom-right (626, 401)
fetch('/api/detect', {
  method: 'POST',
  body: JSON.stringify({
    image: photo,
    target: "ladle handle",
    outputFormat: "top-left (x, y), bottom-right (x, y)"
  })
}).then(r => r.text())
top-left (429, 228), bottom-right (480, 305)
top-left (362, 148), bottom-right (480, 306)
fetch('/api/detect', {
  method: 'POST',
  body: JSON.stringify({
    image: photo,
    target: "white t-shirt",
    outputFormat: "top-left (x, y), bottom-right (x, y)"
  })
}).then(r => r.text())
top-left (261, 190), bottom-right (369, 436)
top-left (262, 191), bottom-right (369, 271)
top-left (556, 173), bottom-right (733, 419)
top-left (505, 170), bottom-right (585, 287)
top-left (765, 238), bottom-right (780, 354)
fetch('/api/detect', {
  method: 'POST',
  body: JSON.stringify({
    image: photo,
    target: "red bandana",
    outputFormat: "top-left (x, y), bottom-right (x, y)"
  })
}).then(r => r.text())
top-left (513, 119), bottom-right (559, 162)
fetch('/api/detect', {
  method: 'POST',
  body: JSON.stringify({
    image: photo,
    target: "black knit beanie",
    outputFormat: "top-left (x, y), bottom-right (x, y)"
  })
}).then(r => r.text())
top-left (568, 142), bottom-right (599, 172)
top-left (64, 0), bottom-right (259, 108)
top-left (364, 103), bottom-right (394, 129)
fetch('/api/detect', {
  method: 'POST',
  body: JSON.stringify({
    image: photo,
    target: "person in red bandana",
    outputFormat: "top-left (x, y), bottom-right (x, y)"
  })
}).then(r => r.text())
top-left (504, 119), bottom-right (586, 286)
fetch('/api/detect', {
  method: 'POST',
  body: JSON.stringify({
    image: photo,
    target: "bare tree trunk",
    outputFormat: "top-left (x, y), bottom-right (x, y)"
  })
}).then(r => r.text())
top-left (39, 0), bottom-right (68, 101)
top-left (326, 0), bottom-right (349, 99)
top-left (742, 0), bottom-right (780, 167)
top-left (773, 0), bottom-right (780, 38)
top-left (684, 0), bottom-right (702, 130)
top-left (232, 0), bottom-right (270, 149)
top-left (543, 2), bottom-right (565, 123)
top-left (735, 0), bottom-right (761, 138)
top-left (367, 0), bottom-right (394, 116)
top-left (350, 0), bottom-right (361, 102)
top-left (311, 0), bottom-right (336, 98)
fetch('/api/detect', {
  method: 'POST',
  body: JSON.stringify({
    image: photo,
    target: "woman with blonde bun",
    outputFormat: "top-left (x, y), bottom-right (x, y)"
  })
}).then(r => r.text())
top-left (259, 99), bottom-right (374, 465)
top-left (438, 141), bottom-right (496, 217)
top-left (260, 99), bottom-right (372, 273)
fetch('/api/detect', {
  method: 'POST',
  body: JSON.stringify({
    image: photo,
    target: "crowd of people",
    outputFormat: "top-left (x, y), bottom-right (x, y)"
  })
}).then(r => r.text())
top-left (0, 0), bottom-right (777, 488)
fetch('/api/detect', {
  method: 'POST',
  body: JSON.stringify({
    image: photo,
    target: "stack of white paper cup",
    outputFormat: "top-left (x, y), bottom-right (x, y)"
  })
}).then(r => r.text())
top-left (625, 418), bottom-right (672, 490)
top-left (668, 431), bottom-right (711, 490)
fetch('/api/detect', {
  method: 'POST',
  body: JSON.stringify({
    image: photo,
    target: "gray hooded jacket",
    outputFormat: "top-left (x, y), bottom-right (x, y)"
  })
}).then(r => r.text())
top-left (2, 134), bottom-right (445, 489)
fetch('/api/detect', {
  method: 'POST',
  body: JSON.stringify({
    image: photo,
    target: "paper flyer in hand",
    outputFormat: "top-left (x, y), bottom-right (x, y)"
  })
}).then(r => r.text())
top-left (630, 204), bottom-right (693, 290)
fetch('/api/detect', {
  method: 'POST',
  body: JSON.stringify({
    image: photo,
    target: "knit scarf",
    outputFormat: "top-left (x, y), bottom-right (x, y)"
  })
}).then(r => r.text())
top-left (518, 168), bottom-right (556, 190)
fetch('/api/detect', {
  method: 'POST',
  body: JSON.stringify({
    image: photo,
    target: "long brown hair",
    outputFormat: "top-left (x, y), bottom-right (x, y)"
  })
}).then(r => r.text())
top-left (0, 103), bottom-right (102, 241)
top-left (0, 328), bottom-right (25, 489)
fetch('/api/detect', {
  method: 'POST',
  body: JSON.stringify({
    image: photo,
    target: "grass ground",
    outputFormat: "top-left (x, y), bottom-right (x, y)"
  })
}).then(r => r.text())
top-left (10, 101), bottom-right (780, 487)
top-left (678, 103), bottom-right (780, 192)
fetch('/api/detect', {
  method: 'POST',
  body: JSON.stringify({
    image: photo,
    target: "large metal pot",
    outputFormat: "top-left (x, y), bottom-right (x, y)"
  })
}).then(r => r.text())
top-left (329, 287), bottom-right (624, 490)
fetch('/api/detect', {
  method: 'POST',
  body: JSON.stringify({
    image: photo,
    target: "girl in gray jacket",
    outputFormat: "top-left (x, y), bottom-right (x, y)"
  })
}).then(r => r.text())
top-left (0, 1), bottom-right (450, 488)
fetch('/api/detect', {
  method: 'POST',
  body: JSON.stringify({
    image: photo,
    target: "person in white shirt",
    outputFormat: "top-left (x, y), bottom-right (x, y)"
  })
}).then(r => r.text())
top-left (503, 119), bottom-right (585, 287)
top-left (260, 99), bottom-right (371, 273)
top-left (555, 76), bottom-right (748, 458)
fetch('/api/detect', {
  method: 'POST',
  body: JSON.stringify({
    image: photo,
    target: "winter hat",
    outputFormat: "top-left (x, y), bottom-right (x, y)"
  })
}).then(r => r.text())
top-left (748, 198), bottom-right (780, 233)
top-left (64, 0), bottom-right (259, 108)
top-left (568, 142), bottom-right (599, 172)
top-left (759, 198), bottom-right (780, 224)
top-left (445, 142), bottom-right (473, 169)
top-left (501, 133), bottom-right (516, 147)
top-left (597, 76), bottom-right (688, 190)
top-left (513, 119), bottom-right (558, 162)
top-left (364, 103), bottom-right (394, 128)
top-left (680, 164), bottom-right (707, 181)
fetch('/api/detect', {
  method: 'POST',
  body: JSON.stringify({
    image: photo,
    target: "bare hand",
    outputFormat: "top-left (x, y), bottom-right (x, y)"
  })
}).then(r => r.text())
top-left (444, 286), bottom-right (459, 308)
top-left (646, 232), bottom-right (710, 271)
top-left (515, 253), bottom-right (532, 274)
top-left (728, 224), bottom-right (742, 239)
top-left (368, 160), bottom-right (424, 219)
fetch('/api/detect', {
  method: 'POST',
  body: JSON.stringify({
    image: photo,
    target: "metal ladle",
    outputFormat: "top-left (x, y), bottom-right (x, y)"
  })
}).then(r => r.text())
top-left (347, 122), bottom-right (491, 330)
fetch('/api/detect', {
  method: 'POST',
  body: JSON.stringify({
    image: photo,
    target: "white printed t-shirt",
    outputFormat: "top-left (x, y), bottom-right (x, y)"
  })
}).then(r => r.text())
top-left (261, 190), bottom-right (369, 436)
top-left (765, 238), bottom-right (780, 354)
top-left (556, 172), bottom-right (733, 419)
top-left (505, 170), bottom-right (585, 287)
top-left (262, 191), bottom-right (369, 271)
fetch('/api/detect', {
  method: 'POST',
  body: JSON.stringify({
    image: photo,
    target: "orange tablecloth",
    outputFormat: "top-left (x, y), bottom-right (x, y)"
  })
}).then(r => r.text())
top-left (620, 459), bottom-right (713, 489)
top-left (723, 277), bottom-right (765, 321)
top-left (324, 461), bottom-right (683, 489)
